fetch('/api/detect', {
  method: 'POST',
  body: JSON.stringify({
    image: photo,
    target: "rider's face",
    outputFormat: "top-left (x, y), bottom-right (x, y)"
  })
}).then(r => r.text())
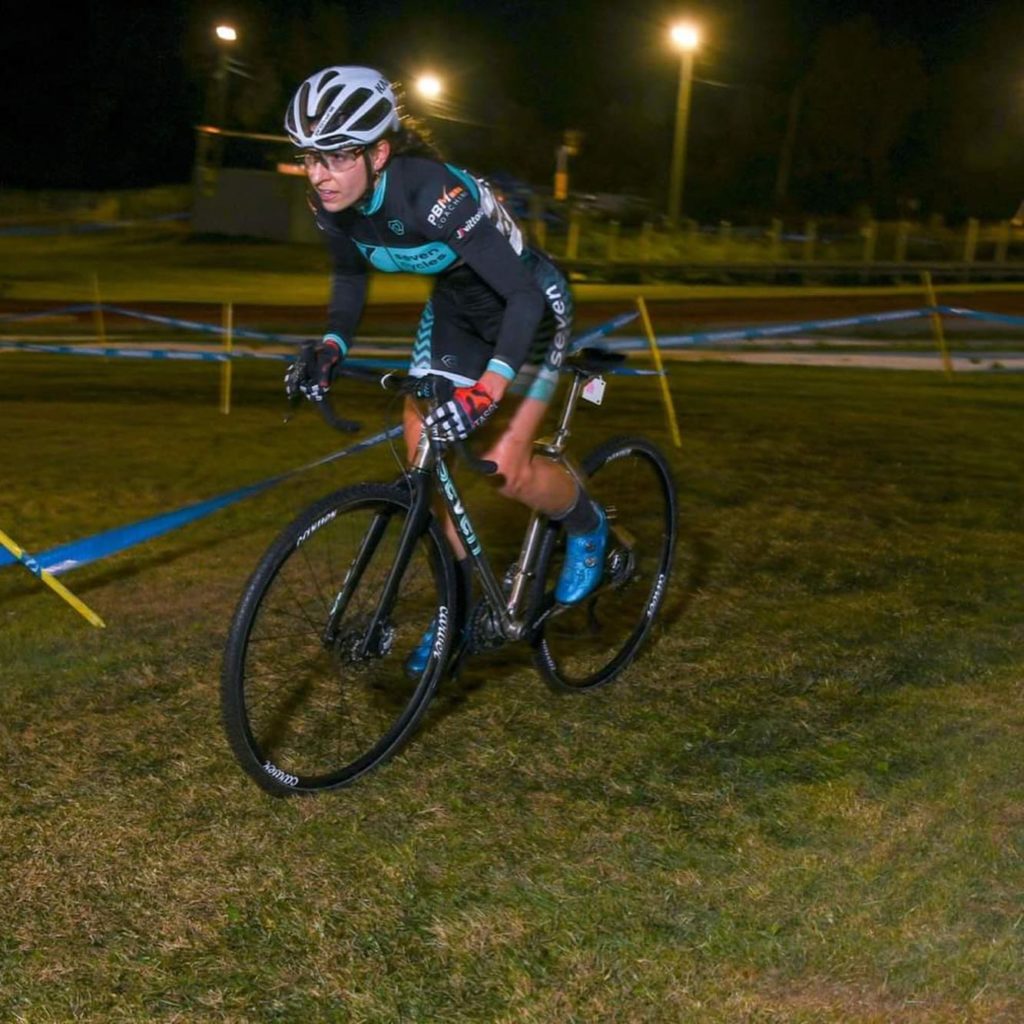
top-left (304, 141), bottom-right (389, 212)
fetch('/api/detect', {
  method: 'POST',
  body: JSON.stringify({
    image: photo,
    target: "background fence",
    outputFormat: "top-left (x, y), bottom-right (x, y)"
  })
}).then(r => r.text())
top-left (4, 184), bottom-right (1024, 286)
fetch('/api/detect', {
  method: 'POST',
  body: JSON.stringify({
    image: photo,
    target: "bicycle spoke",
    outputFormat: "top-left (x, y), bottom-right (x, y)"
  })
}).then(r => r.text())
top-left (222, 483), bottom-right (456, 794)
top-left (533, 438), bottom-right (677, 691)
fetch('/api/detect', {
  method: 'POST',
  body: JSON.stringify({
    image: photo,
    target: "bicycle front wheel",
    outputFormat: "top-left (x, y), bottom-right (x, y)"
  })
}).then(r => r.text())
top-left (532, 436), bottom-right (677, 691)
top-left (221, 482), bottom-right (457, 795)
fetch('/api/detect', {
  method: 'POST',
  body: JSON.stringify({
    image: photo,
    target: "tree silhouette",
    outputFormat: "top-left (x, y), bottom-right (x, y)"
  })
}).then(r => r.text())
top-left (794, 16), bottom-right (927, 216)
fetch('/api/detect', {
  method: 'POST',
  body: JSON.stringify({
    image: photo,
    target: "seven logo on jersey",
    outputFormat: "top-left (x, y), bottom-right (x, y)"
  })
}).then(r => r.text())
top-left (355, 241), bottom-right (458, 275)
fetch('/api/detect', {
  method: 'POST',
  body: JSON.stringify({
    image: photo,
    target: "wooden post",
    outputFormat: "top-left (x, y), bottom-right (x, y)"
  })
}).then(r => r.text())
top-left (636, 296), bottom-right (682, 449)
top-left (802, 219), bottom-right (818, 263)
top-left (530, 193), bottom-right (547, 251)
top-left (91, 273), bottom-right (107, 346)
top-left (860, 220), bottom-right (878, 283)
top-left (768, 218), bottom-right (782, 284)
top-left (894, 220), bottom-right (910, 264)
top-left (565, 207), bottom-right (581, 261)
top-left (606, 219), bottom-right (620, 262)
top-left (994, 221), bottom-right (1010, 264)
top-left (718, 219), bottom-right (732, 255)
top-left (220, 302), bottom-right (233, 414)
top-left (769, 218), bottom-right (782, 262)
top-left (640, 221), bottom-right (653, 263)
top-left (861, 220), bottom-right (878, 263)
top-left (961, 218), bottom-right (979, 284)
top-left (921, 271), bottom-right (953, 381)
top-left (963, 218), bottom-right (979, 264)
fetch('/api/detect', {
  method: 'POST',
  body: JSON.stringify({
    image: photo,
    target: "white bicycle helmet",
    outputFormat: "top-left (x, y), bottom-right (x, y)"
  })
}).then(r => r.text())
top-left (285, 66), bottom-right (400, 150)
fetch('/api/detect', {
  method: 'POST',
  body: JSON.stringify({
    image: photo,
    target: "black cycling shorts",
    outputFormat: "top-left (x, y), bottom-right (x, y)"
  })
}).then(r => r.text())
top-left (409, 248), bottom-right (573, 402)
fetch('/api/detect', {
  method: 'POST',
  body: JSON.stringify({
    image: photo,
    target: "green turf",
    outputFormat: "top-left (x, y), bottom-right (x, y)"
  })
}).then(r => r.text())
top-left (1, 353), bottom-right (1021, 1021)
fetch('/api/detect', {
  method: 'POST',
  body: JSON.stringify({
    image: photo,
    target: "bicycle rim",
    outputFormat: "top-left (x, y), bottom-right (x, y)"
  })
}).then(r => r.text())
top-left (221, 483), bottom-right (456, 794)
top-left (533, 437), bottom-right (677, 691)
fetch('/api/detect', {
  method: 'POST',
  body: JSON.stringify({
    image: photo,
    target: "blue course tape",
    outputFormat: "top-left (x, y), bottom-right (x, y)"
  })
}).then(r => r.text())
top-left (101, 305), bottom-right (301, 344)
top-left (0, 303), bottom-right (300, 343)
top-left (938, 306), bottom-right (1024, 328)
top-left (1, 309), bottom-right (648, 372)
top-left (0, 426), bottom-right (404, 576)
top-left (598, 308), bottom-right (936, 351)
top-left (2, 304), bottom-right (639, 350)
top-left (0, 342), bottom-right (409, 369)
top-left (0, 304), bottom-right (96, 323)
top-left (0, 341), bottom-right (653, 374)
top-left (568, 311), bottom-right (639, 353)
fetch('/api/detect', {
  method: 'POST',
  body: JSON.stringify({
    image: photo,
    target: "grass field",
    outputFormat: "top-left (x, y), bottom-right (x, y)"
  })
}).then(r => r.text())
top-left (1, 350), bottom-right (1021, 1022)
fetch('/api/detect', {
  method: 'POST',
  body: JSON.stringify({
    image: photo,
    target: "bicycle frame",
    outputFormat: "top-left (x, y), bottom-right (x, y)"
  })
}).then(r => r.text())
top-left (421, 368), bottom-right (595, 642)
top-left (338, 365), bottom-right (599, 659)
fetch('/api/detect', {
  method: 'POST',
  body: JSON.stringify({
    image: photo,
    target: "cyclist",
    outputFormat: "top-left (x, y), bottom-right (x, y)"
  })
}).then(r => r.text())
top-left (283, 65), bottom-right (607, 665)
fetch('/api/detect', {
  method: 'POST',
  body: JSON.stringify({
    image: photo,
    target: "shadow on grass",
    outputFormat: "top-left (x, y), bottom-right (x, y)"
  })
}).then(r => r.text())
top-left (0, 523), bottom-right (269, 612)
top-left (415, 518), bottom-right (716, 744)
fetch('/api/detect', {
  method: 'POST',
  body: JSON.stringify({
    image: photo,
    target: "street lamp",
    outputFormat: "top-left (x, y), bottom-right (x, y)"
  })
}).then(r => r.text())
top-left (415, 73), bottom-right (443, 102)
top-left (212, 24), bottom-right (238, 130)
top-left (667, 20), bottom-right (700, 229)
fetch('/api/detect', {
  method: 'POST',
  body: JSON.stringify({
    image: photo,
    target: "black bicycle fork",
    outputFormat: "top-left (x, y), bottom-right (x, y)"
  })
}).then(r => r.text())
top-left (322, 469), bottom-right (431, 661)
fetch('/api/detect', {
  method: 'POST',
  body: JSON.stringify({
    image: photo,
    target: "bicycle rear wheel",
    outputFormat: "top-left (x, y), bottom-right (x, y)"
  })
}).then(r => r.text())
top-left (221, 482), bottom-right (457, 795)
top-left (532, 436), bottom-right (677, 691)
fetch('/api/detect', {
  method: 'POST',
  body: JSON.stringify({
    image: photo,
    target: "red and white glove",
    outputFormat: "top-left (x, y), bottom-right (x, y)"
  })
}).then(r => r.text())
top-left (424, 383), bottom-right (499, 442)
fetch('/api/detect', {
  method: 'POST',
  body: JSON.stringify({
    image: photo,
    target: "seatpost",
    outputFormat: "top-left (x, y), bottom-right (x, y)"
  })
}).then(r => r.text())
top-left (534, 371), bottom-right (587, 460)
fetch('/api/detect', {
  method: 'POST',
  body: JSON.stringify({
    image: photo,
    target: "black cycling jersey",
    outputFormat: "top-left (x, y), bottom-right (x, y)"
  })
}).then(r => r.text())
top-left (313, 155), bottom-right (551, 381)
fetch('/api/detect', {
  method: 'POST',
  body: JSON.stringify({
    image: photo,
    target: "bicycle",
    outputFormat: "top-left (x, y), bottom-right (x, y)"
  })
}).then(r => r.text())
top-left (220, 346), bottom-right (678, 795)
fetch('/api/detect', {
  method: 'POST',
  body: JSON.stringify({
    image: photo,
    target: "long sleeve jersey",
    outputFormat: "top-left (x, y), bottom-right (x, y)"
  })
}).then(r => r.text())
top-left (313, 156), bottom-right (546, 375)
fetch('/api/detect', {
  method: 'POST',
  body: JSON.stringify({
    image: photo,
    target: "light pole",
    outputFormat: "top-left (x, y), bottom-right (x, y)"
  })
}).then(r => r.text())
top-left (667, 21), bottom-right (700, 229)
top-left (212, 24), bottom-right (238, 130)
top-left (198, 23), bottom-right (237, 177)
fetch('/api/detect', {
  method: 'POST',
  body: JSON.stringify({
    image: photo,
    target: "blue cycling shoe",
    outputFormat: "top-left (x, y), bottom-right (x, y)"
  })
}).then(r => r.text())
top-left (404, 619), bottom-right (436, 678)
top-left (554, 505), bottom-right (609, 604)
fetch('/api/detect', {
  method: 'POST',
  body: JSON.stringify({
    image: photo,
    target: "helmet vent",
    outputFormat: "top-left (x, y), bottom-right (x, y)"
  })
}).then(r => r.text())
top-left (350, 98), bottom-right (395, 134)
top-left (334, 87), bottom-right (374, 125)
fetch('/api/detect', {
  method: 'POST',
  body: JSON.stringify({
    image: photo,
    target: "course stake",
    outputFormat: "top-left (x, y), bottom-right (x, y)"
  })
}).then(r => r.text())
top-left (636, 296), bottom-right (682, 448)
top-left (921, 272), bottom-right (953, 380)
top-left (220, 301), bottom-right (233, 414)
top-left (91, 273), bottom-right (107, 346)
top-left (0, 528), bottom-right (106, 628)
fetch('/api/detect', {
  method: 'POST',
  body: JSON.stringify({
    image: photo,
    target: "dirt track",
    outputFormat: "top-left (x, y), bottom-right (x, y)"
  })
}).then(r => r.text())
top-left (5, 289), bottom-right (1024, 337)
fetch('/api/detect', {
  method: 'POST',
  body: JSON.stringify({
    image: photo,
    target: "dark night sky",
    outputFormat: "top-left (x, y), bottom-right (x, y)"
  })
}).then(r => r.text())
top-left (2, 0), bottom-right (1020, 211)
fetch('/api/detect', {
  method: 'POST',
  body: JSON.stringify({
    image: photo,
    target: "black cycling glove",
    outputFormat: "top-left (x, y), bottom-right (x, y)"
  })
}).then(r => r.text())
top-left (285, 335), bottom-right (346, 402)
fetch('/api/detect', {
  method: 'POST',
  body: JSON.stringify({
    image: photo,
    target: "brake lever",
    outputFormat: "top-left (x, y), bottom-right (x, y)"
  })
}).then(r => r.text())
top-left (311, 392), bottom-right (361, 433)
top-left (282, 389), bottom-right (361, 433)
top-left (283, 392), bottom-right (302, 425)
top-left (453, 440), bottom-right (498, 476)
